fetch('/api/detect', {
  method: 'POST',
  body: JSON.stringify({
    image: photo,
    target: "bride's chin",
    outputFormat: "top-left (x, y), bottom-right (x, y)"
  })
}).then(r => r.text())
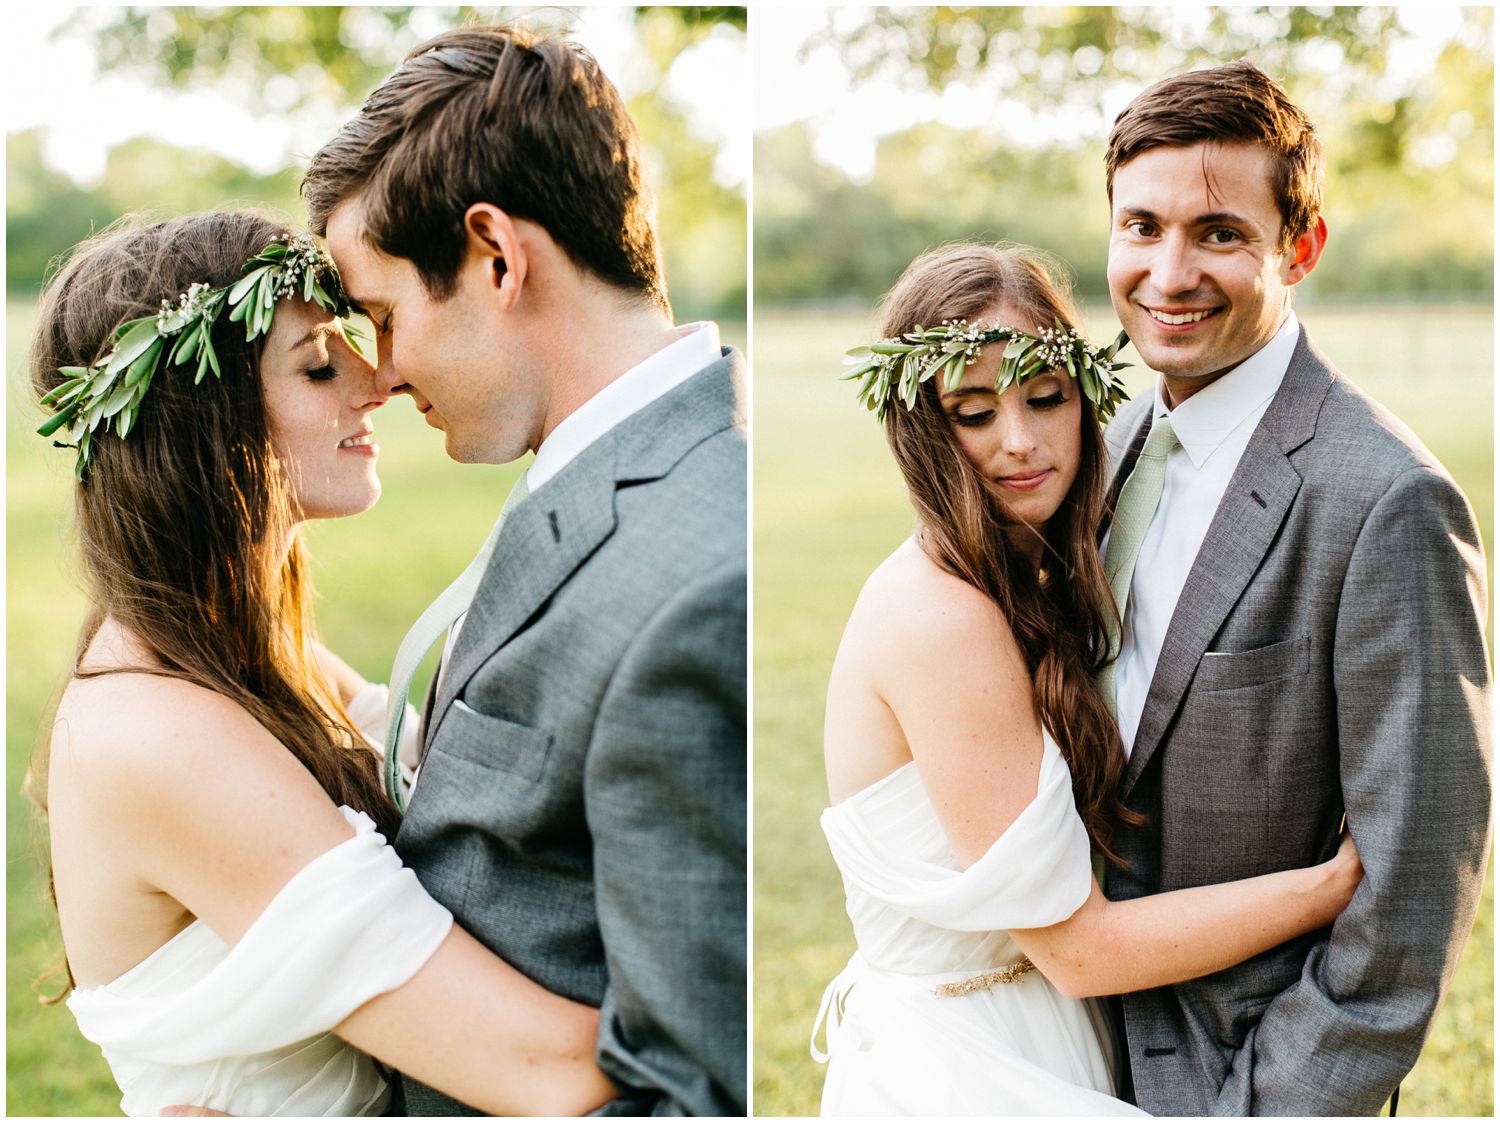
top-left (291, 483), bottom-right (384, 523)
top-left (347, 482), bottom-right (382, 517)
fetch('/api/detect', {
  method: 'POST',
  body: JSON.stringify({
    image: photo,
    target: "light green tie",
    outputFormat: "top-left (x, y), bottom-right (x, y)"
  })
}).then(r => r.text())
top-left (1099, 413), bottom-right (1179, 713)
top-left (384, 473), bottom-right (529, 809)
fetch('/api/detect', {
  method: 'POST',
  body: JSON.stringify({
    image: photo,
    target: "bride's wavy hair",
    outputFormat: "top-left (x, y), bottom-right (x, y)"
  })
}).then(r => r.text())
top-left (879, 243), bottom-right (1142, 865)
top-left (28, 212), bottom-right (402, 996)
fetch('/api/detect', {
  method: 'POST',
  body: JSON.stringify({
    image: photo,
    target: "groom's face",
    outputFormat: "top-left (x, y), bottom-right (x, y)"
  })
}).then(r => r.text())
top-left (325, 200), bottom-right (537, 464)
top-left (1107, 142), bottom-right (1303, 403)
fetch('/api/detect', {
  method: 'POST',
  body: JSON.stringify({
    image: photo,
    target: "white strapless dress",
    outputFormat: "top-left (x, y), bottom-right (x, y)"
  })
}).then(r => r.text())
top-left (812, 731), bottom-right (1145, 1116)
top-left (65, 686), bottom-right (449, 1116)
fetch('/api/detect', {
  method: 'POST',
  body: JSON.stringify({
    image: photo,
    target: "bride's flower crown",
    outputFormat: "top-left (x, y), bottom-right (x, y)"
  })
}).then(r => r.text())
top-left (843, 318), bottom-right (1132, 423)
top-left (38, 232), bottom-right (364, 479)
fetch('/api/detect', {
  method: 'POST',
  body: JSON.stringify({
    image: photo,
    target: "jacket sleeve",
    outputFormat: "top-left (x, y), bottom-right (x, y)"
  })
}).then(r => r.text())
top-left (582, 556), bottom-right (747, 1116)
top-left (1217, 465), bottom-right (1492, 1115)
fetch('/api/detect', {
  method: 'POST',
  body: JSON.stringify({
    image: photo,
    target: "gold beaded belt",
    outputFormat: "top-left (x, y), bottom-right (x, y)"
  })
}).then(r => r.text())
top-left (932, 956), bottom-right (1037, 997)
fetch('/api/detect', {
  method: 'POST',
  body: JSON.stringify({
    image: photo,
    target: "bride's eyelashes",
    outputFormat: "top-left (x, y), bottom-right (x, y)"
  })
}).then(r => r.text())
top-left (1027, 390), bottom-right (1068, 410)
top-left (303, 363), bottom-right (338, 383)
top-left (952, 409), bottom-right (995, 428)
top-left (951, 388), bottom-right (1067, 426)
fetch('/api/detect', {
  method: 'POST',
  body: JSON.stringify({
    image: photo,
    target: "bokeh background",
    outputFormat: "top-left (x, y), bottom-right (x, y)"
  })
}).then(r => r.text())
top-left (753, 6), bottom-right (1493, 1116)
top-left (6, 6), bottom-right (745, 1115)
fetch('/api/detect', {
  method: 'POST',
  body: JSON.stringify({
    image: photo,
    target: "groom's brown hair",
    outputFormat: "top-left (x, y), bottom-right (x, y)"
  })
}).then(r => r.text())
top-left (1105, 59), bottom-right (1323, 252)
top-left (304, 24), bottom-right (667, 309)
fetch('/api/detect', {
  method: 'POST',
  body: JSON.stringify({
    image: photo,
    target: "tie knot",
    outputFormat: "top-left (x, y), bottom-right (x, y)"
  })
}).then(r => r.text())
top-left (1141, 413), bottom-right (1179, 460)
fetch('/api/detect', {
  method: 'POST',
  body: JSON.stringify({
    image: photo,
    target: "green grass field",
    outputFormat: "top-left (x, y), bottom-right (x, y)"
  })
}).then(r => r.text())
top-left (752, 301), bottom-right (1495, 1117)
top-left (4, 297), bottom-right (742, 1115)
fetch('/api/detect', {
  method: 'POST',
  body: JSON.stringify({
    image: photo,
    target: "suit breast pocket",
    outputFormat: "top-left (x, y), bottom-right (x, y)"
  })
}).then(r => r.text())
top-left (430, 698), bottom-right (554, 781)
top-left (1195, 635), bottom-right (1310, 692)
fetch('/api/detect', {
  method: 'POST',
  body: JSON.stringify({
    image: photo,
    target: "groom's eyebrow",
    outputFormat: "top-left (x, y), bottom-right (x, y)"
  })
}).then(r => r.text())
top-left (1117, 205), bottom-right (1251, 227)
top-left (1195, 211), bottom-right (1251, 226)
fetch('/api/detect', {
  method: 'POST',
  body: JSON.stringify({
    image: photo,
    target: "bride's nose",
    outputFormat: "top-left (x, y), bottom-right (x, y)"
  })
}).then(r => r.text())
top-left (995, 406), bottom-right (1037, 458)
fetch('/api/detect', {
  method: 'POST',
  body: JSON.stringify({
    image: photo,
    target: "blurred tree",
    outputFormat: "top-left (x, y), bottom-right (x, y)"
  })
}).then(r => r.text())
top-left (6, 131), bottom-right (305, 297)
top-left (755, 122), bottom-right (1110, 303)
top-left (754, 6), bottom-right (1490, 304)
top-left (75, 7), bottom-right (744, 119)
top-left (809, 7), bottom-right (1491, 174)
top-left (11, 7), bottom-right (747, 318)
top-left (628, 7), bottom-right (748, 319)
top-left (6, 132), bottom-right (118, 292)
top-left (816, 7), bottom-right (1401, 91)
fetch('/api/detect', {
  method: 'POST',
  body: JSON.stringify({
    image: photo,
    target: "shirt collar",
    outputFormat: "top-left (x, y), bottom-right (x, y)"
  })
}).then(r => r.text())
top-left (527, 321), bottom-right (721, 493)
top-left (1153, 311), bottom-right (1299, 469)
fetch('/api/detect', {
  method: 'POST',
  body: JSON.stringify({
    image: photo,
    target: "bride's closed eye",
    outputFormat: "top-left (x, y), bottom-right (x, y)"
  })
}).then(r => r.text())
top-left (303, 363), bottom-right (338, 383)
top-left (952, 409), bottom-right (995, 428)
top-left (1026, 391), bottom-right (1067, 410)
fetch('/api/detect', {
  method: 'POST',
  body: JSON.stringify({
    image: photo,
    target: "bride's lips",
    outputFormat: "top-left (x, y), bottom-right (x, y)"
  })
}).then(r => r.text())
top-left (998, 468), bottom-right (1053, 491)
top-left (337, 429), bottom-right (379, 457)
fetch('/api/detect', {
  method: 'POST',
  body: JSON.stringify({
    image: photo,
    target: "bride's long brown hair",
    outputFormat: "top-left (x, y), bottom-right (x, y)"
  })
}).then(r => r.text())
top-left (28, 213), bottom-right (402, 998)
top-left (879, 243), bottom-right (1141, 864)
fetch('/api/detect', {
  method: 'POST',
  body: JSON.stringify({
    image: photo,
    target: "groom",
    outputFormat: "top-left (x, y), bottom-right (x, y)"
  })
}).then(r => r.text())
top-left (304, 25), bottom-right (746, 1116)
top-left (1099, 61), bottom-right (1491, 1115)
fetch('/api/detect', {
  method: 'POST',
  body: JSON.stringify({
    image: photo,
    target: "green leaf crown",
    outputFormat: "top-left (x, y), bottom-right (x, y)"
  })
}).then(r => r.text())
top-left (38, 232), bottom-right (363, 479)
top-left (843, 318), bottom-right (1133, 423)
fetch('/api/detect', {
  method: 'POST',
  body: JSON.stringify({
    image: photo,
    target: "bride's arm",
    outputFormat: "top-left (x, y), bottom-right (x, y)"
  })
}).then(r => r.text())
top-left (1010, 841), bottom-right (1360, 999)
top-left (333, 928), bottom-right (615, 1114)
top-left (67, 673), bottom-right (613, 1116)
top-left (874, 573), bottom-right (1361, 1001)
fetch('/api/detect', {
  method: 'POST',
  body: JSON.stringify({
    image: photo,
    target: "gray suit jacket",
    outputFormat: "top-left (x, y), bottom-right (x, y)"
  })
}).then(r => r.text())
top-left (394, 352), bottom-right (747, 1116)
top-left (1101, 327), bottom-right (1491, 1116)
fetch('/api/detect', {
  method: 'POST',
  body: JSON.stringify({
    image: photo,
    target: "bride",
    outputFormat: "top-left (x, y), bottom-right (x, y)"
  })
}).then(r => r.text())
top-left (31, 210), bottom-right (615, 1116)
top-left (813, 243), bottom-right (1361, 1115)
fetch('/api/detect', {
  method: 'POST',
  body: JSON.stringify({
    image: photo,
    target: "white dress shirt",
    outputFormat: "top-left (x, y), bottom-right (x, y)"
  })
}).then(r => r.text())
top-left (526, 320), bottom-right (723, 493)
top-left (1114, 311), bottom-right (1300, 756)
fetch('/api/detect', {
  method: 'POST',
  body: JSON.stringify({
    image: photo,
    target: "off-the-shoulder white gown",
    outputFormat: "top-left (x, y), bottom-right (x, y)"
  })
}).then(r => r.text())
top-left (65, 684), bottom-right (448, 1117)
top-left (812, 730), bottom-right (1146, 1116)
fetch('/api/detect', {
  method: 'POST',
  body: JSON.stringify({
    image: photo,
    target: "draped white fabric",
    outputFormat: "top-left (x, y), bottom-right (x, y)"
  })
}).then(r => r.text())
top-left (68, 805), bottom-right (452, 1116)
top-left (813, 731), bottom-right (1145, 1116)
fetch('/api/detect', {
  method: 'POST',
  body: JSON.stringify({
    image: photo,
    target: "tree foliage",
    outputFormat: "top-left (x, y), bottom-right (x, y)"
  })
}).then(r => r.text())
top-left (809, 6), bottom-right (1492, 170)
top-left (11, 7), bottom-right (746, 319)
top-left (75, 6), bottom-right (744, 117)
top-left (756, 6), bottom-right (1491, 304)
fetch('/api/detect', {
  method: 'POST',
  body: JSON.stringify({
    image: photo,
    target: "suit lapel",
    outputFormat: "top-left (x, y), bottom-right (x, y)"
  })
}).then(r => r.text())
top-left (427, 351), bottom-right (743, 741)
top-left (430, 468), bottom-right (617, 736)
top-left (1120, 328), bottom-right (1335, 796)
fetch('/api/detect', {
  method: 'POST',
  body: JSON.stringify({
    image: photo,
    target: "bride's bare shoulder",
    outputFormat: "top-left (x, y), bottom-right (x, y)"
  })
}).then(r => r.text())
top-left (848, 537), bottom-right (1016, 655)
top-left (54, 671), bottom-right (264, 767)
top-left (48, 667), bottom-right (316, 825)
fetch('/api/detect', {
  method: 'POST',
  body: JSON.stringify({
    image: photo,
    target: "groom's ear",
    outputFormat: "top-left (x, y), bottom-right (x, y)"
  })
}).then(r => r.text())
top-left (1282, 215), bottom-right (1328, 285)
top-left (463, 203), bottom-right (526, 311)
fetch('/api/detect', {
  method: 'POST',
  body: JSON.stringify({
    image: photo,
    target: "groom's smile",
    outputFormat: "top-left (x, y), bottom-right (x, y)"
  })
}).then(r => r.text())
top-left (1106, 141), bottom-right (1321, 404)
top-left (1142, 306), bottom-right (1223, 327)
